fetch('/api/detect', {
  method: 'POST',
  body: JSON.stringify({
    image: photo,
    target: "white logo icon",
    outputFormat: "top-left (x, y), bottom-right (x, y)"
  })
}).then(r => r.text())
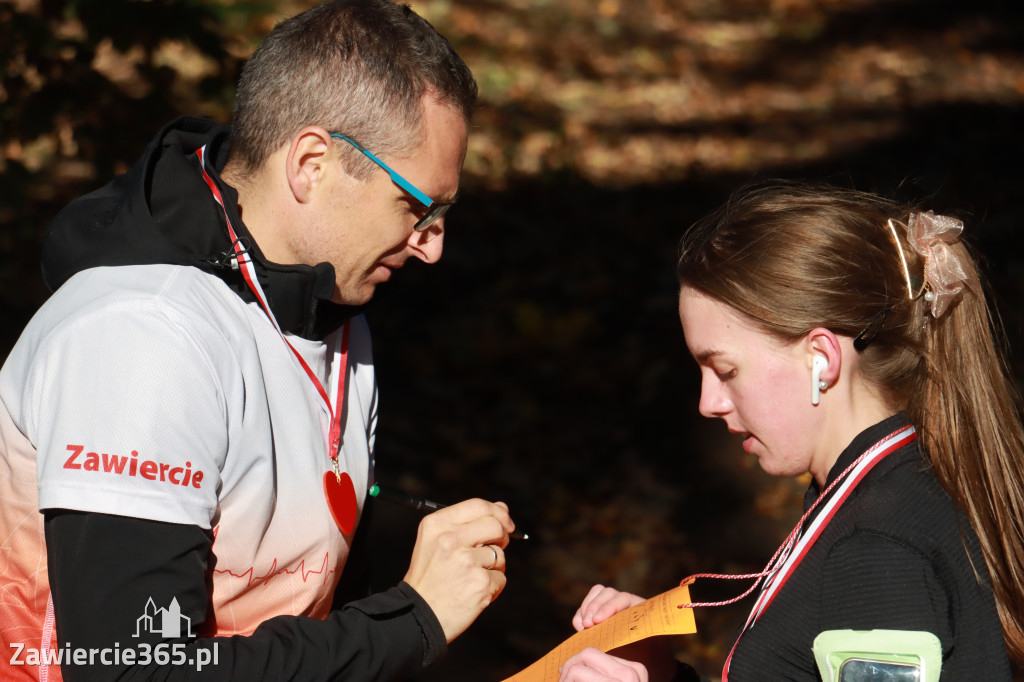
top-left (134, 597), bottom-right (195, 639)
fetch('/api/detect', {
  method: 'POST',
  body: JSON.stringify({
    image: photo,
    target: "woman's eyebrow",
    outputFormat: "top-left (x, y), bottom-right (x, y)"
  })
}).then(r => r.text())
top-left (693, 349), bottom-right (725, 364)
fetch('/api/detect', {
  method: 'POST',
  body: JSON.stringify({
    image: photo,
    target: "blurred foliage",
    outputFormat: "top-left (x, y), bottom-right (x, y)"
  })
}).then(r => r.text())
top-left (4, 0), bottom-right (1024, 680)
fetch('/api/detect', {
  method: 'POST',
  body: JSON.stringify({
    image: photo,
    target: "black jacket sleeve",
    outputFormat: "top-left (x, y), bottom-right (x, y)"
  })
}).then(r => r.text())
top-left (819, 530), bottom-right (1011, 680)
top-left (44, 509), bottom-right (446, 681)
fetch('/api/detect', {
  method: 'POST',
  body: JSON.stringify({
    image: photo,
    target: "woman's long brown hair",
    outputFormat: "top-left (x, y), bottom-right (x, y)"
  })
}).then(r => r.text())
top-left (677, 180), bottom-right (1024, 663)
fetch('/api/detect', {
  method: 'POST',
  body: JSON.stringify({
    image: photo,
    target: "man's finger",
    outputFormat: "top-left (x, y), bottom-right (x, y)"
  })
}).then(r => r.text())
top-left (478, 543), bottom-right (506, 571)
top-left (428, 498), bottom-right (514, 528)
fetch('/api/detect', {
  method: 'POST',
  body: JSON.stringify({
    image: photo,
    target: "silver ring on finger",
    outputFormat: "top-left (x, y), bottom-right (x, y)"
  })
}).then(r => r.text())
top-left (485, 544), bottom-right (498, 569)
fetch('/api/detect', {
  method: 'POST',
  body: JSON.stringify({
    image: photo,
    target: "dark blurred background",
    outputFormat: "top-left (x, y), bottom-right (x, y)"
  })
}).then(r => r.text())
top-left (4, 0), bottom-right (1024, 679)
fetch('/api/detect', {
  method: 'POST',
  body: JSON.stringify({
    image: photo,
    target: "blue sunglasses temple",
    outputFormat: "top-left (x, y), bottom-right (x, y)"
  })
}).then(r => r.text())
top-left (329, 133), bottom-right (434, 208)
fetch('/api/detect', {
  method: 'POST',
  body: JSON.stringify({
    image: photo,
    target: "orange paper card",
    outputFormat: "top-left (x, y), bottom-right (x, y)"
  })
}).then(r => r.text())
top-left (502, 584), bottom-right (697, 682)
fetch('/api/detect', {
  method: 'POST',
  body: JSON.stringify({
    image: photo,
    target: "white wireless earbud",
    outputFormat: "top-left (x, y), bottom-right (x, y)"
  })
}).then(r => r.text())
top-left (811, 354), bottom-right (829, 406)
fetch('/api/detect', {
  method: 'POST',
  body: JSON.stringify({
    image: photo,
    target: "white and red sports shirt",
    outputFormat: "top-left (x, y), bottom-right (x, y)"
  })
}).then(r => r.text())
top-left (0, 264), bottom-right (376, 680)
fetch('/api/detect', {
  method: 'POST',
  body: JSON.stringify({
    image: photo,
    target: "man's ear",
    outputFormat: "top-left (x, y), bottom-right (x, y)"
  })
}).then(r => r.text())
top-left (805, 327), bottom-right (842, 387)
top-left (285, 127), bottom-right (334, 203)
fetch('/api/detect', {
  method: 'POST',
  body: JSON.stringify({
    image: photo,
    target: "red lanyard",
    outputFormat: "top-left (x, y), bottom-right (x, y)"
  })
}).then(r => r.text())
top-left (675, 425), bottom-right (917, 681)
top-left (194, 145), bottom-right (350, 474)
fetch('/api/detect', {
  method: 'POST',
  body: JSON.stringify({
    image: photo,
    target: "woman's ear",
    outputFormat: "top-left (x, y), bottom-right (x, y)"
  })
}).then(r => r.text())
top-left (806, 328), bottom-right (842, 405)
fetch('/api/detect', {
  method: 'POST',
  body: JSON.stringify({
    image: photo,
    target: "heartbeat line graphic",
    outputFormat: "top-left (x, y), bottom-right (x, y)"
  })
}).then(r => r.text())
top-left (212, 552), bottom-right (336, 587)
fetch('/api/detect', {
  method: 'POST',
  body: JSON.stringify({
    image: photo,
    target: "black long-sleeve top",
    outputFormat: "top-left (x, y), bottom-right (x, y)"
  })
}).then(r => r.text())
top-left (724, 414), bottom-right (1010, 680)
top-left (44, 505), bottom-right (446, 681)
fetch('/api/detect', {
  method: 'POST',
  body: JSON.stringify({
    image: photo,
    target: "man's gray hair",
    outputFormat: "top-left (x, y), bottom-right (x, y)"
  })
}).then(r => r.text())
top-left (229, 0), bottom-right (477, 180)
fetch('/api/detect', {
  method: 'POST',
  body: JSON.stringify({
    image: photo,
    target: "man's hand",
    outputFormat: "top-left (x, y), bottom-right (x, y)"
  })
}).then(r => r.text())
top-left (402, 498), bottom-right (515, 642)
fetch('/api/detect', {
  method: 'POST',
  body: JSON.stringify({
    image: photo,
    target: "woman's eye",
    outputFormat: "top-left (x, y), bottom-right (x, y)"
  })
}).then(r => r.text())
top-left (716, 369), bottom-right (736, 381)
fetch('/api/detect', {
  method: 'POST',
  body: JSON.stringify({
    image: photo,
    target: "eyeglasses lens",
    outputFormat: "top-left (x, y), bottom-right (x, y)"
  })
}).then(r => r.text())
top-left (415, 202), bottom-right (452, 231)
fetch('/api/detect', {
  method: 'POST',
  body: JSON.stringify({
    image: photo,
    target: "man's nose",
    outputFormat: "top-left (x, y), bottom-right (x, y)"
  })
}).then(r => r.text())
top-left (410, 223), bottom-right (444, 264)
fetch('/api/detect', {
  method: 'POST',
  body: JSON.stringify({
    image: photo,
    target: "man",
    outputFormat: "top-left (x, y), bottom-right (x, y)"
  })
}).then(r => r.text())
top-left (0, 1), bottom-right (515, 680)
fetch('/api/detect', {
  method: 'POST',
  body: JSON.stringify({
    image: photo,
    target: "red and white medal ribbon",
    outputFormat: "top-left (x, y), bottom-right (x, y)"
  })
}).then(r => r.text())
top-left (676, 425), bottom-right (918, 681)
top-left (195, 145), bottom-right (357, 534)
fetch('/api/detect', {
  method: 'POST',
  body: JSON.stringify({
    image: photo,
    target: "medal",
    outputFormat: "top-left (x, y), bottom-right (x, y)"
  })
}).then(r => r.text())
top-left (197, 144), bottom-right (358, 536)
top-left (323, 471), bottom-right (358, 535)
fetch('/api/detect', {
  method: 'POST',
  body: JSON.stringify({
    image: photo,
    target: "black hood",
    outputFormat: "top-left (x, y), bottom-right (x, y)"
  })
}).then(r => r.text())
top-left (42, 116), bottom-right (359, 340)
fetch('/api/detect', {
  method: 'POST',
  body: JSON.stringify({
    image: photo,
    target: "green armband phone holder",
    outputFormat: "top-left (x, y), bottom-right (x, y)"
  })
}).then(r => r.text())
top-left (812, 629), bottom-right (942, 682)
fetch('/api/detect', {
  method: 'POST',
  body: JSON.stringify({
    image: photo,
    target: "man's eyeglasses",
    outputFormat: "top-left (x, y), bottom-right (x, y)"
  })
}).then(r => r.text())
top-left (330, 133), bottom-right (452, 231)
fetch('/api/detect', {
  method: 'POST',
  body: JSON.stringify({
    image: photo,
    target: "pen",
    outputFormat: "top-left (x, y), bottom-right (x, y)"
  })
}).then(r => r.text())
top-left (369, 483), bottom-right (529, 540)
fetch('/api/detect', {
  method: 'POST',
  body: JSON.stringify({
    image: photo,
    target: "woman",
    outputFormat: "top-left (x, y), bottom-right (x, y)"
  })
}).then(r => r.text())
top-left (560, 181), bottom-right (1024, 681)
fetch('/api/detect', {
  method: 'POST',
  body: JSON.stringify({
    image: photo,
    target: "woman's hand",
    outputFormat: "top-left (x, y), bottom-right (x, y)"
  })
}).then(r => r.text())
top-left (558, 647), bottom-right (648, 682)
top-left (572, 584), bottom-right (646, 631)
top-left (569, 585), bottom-right (681, 682)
